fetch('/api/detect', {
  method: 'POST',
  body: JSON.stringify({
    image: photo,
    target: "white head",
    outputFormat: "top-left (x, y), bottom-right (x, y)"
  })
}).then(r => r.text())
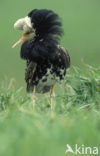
top-left (12, 16), bottom-right (35, 48)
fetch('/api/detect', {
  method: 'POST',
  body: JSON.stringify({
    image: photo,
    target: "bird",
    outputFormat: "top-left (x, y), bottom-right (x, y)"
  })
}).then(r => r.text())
top-left (12, 9), bottom-right (70, 109)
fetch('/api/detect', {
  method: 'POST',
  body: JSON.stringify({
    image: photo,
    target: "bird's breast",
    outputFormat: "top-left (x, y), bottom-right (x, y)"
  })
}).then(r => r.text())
top-left (35, 63), bottom-right (66, 93)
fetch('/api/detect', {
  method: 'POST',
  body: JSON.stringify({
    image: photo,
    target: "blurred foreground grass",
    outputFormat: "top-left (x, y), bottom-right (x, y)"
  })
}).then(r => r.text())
top-left (0, 65), bottom-right (100, 156)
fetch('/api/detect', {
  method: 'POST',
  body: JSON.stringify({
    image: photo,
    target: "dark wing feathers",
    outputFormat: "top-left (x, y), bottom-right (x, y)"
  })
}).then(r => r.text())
top-left (58, 45), bottom-right (70, 69)
top-left (25, 61), bottom-right (37, 92)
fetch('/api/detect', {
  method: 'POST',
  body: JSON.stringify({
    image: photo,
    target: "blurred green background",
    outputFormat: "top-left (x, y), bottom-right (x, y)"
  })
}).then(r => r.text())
top-left (0, 0), bottom-right (100, 88)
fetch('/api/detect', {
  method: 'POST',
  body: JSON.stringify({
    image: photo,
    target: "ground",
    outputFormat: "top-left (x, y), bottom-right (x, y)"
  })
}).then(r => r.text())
top-left (0, 65), bottom-right (100, 156)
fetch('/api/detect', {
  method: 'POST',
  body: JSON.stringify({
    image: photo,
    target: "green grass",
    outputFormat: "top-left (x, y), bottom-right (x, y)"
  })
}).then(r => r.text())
top-left (0, 65), bottom-right (100, 156)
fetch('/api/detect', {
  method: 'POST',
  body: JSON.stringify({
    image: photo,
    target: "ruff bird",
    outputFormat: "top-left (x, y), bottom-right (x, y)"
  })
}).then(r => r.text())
top-left (12, 9), bottom-right (70, 109)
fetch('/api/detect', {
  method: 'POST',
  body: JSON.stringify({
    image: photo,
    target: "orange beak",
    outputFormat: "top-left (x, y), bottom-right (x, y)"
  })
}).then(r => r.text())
top-left (12, 36), bottom-right (25, 48)
top-left (12, 32), bottom-right (33, 48)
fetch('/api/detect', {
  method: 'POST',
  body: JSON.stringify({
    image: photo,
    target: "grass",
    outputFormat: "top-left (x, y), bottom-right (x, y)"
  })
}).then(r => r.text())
top-left (0, 65), bottom-right (100, 156)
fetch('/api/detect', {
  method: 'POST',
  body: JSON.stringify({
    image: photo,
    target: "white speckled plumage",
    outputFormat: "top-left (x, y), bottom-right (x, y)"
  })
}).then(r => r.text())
top-left (36, 66), bottom-right (66, 93)
top-left (36, 66), bottom-right (56, 93)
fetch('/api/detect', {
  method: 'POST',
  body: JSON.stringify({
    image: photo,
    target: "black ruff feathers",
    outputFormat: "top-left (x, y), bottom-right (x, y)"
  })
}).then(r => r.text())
top-left (28, 9), bottom-right (63, 41)
top-left (20, 9), bottom-right (63, 62)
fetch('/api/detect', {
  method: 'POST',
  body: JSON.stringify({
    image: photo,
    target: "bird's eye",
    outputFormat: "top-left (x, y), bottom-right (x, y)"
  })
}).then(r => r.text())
top-left (26, 32), bottom-right (30, 35)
